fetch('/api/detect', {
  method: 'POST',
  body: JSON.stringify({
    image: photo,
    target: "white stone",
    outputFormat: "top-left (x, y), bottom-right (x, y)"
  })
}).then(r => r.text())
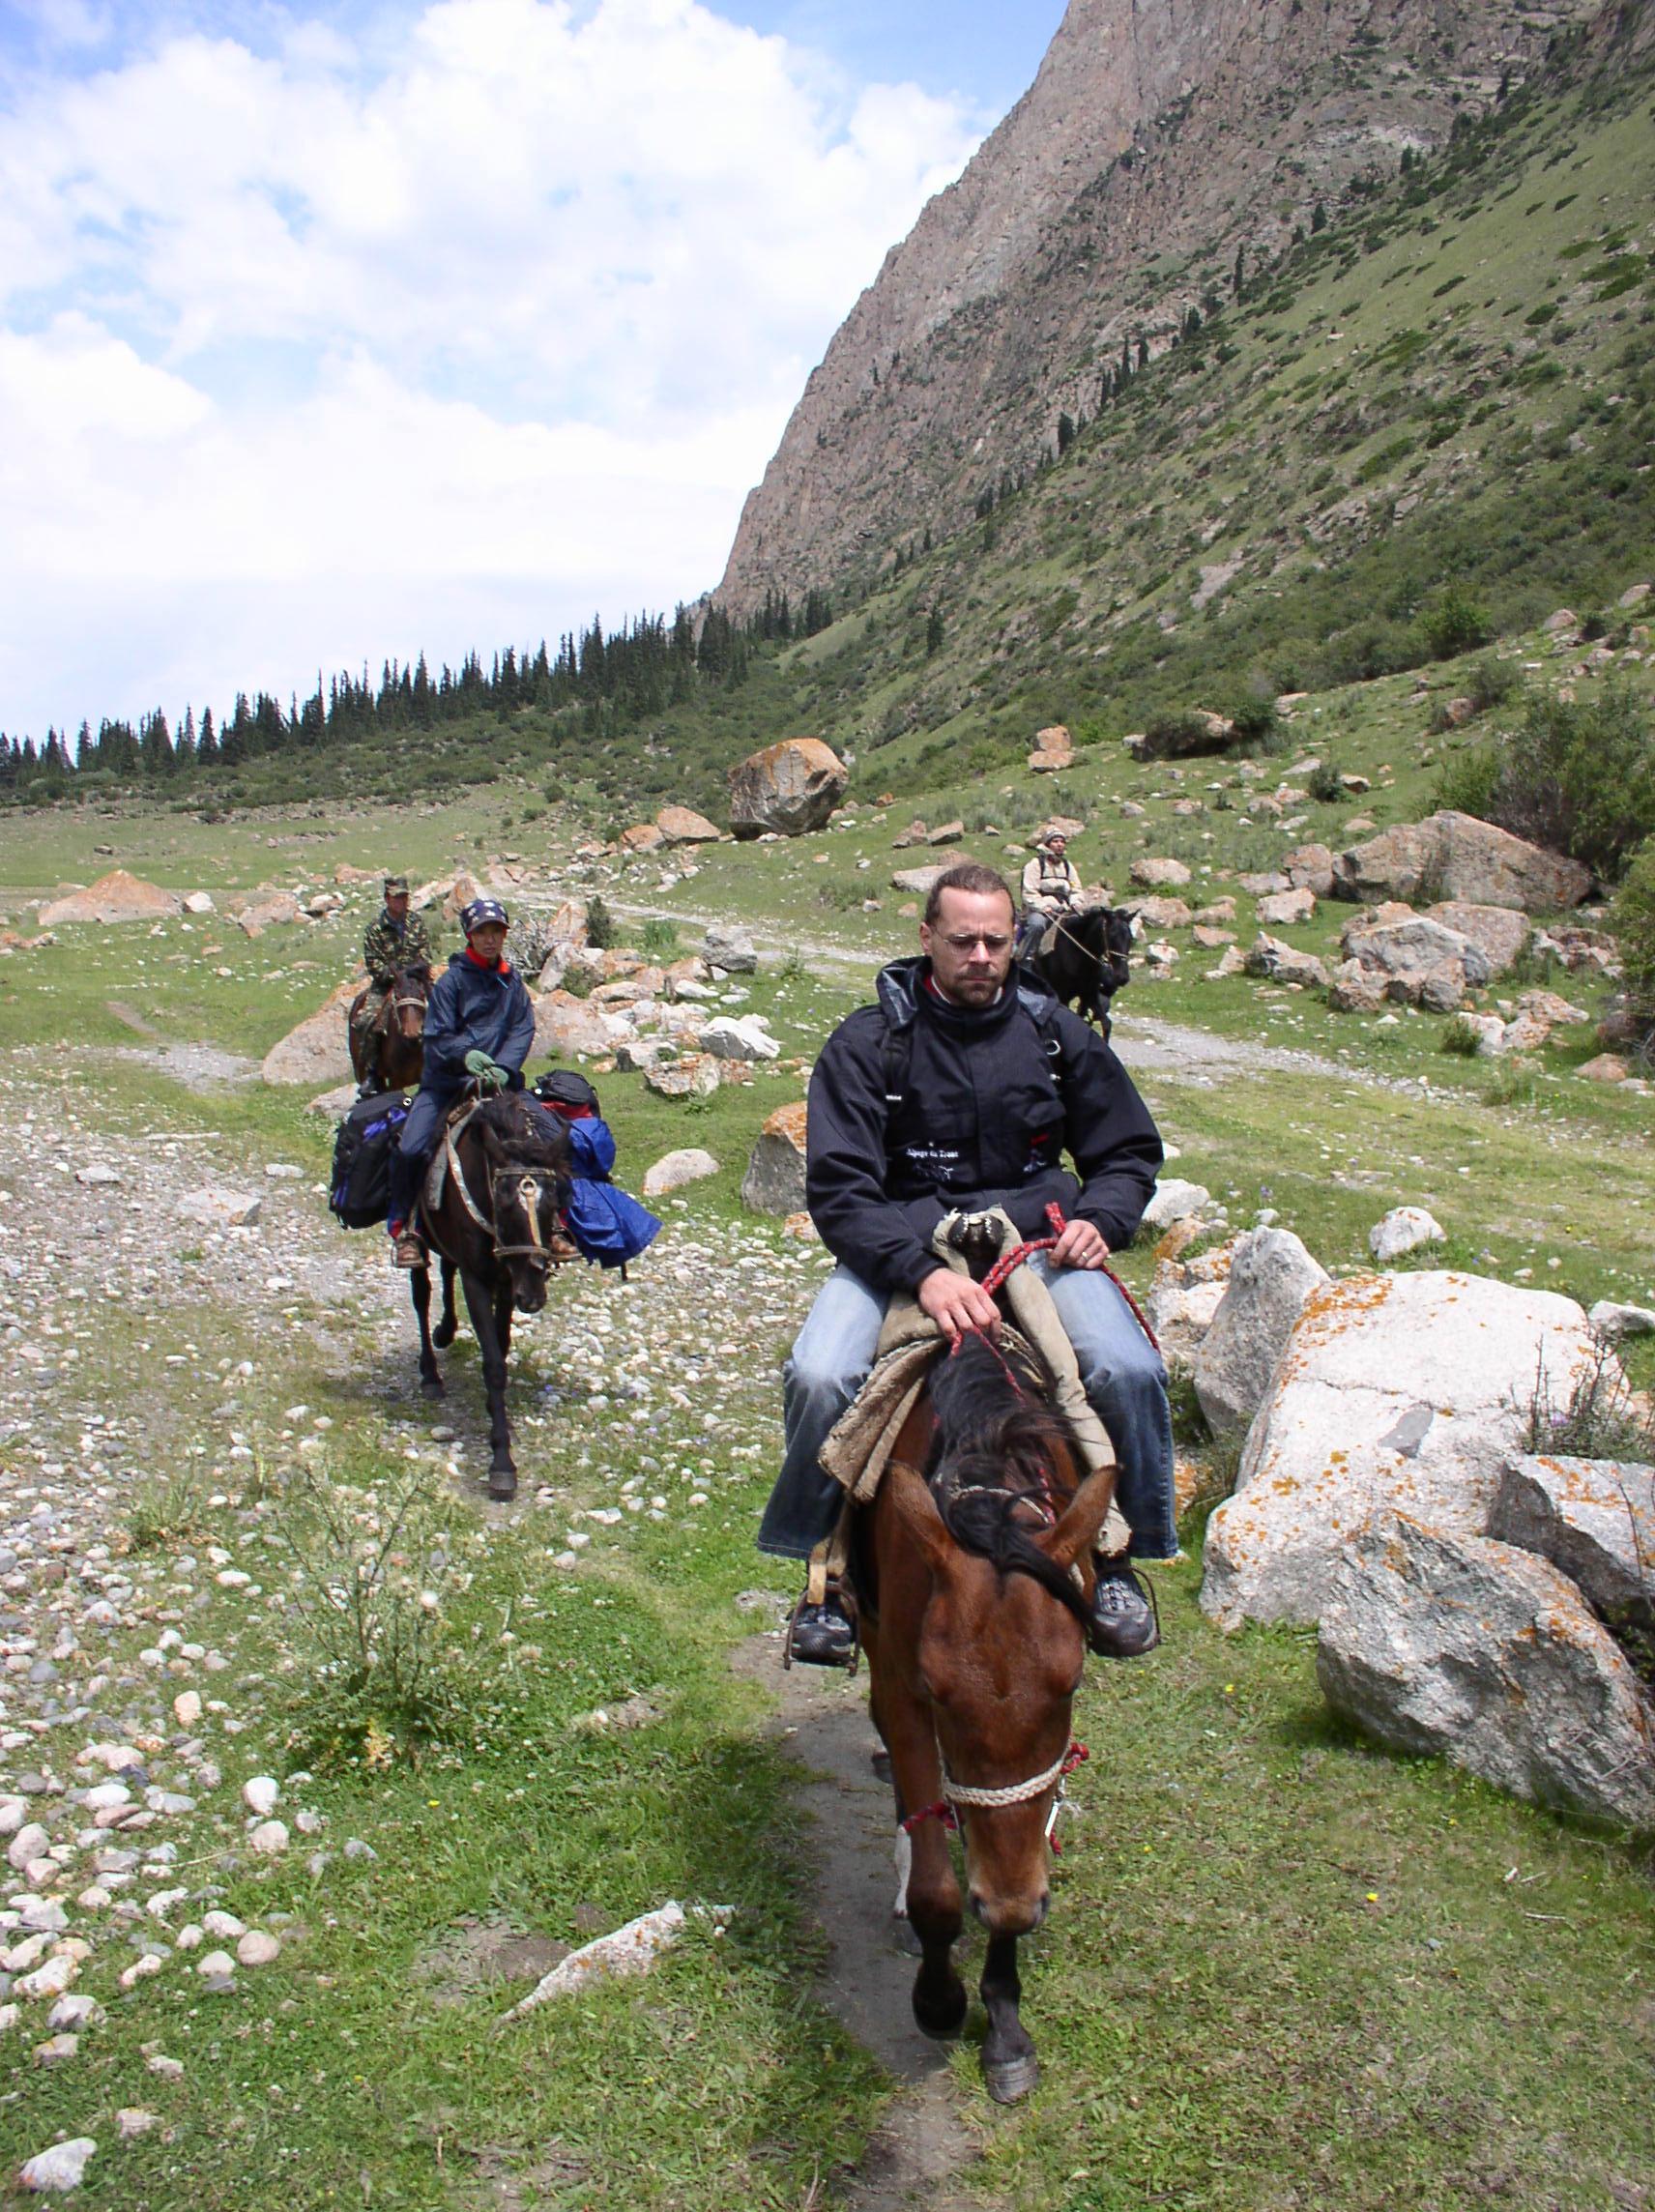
top-left (1193, 1228), bottom-right (1330, 1442)
top-left (116, 2111), bottom-right (158, 2141)
top-left (0, 1796), bottom-right (26, 1837)
top-left (1588, 1300), bottom-right (1655, 1342)
top-left (8, 1823), bottom-right (48, 1871)
top-left (241, 1776), bottom-right (280, 1817)
top-left (15, 1954), bottom-right (77, 2001)
top-left (1317, 1518), bottom-right (1655, 1828)
top-left (201, 1909), bottom-right (246, 1939)
top-left (1141, 1179), bottom-right (1211, 1233)
top-left (247, 1819), bottom-right (289, 1856)
top-left (48, 1995), bottom-right (102, 2031)
top-left (1368, 1207), bottom-right (1445, 1262)
top-left (236, 1929), bottom-right (281, 1966)
top-left (172, 1691), bottom-right (202, 1729)
top-left (176, 1187), bottom-right (263, 1230)
top-left (642, 1149), bottom-right (719, 1199)
top-left (1202, 1272), bottom-right (1610, 1629)
top-left (196, 1949), bottom-right (236, 1978)
top-left (699, 1014), bottom-right (780, 1062)
top-left (17, 2138), bottom-right (96, 2193)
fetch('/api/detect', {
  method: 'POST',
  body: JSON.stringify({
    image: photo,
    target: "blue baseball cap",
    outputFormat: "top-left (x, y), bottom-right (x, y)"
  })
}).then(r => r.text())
top-left (460, 897), bottom-right (509, 934)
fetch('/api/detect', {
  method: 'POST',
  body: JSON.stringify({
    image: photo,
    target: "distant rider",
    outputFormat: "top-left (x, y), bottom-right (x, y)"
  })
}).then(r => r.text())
top-left (1019, 828), bottom-right (1080, 963)
top-left (385, 898), bottom-right (537, 1268)
top-left (353, 874), bottom-right (438, 1072)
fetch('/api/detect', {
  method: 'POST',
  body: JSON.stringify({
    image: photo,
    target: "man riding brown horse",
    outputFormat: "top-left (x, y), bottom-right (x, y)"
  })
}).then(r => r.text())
top-left (350, 875), bottom-right (439, 1090)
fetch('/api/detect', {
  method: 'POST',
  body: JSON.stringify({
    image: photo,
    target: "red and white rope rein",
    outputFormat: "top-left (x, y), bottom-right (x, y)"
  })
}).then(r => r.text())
top-left (902, 1741), bottom-right (1089, 1853)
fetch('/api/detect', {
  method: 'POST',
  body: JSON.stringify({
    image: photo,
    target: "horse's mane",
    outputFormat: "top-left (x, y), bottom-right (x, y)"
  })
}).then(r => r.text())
top-left (926, 1330), bottom-right (1089, 1624)
top-left (472, 1091), bottom-right (569, 1172)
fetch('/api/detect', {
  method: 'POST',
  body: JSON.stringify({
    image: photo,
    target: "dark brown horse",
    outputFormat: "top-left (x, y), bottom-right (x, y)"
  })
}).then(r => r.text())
top-left (1033, 906), bottom-right (1134, 1034)
top-left (410, 1091), bottom-right (577, 1499)
top-left (858, 1329), bottom-right (1116, 2103)
top-left (350, 962), bottom-right (431, 1093)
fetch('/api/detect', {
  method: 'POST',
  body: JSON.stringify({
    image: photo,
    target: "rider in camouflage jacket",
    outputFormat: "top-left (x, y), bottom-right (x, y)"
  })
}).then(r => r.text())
top-left (354, 877), bottom-right (439, 1054)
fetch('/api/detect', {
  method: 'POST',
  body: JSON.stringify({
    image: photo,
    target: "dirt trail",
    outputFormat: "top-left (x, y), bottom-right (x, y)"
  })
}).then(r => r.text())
top-left (735, 1635), bottom-right (993, 2211)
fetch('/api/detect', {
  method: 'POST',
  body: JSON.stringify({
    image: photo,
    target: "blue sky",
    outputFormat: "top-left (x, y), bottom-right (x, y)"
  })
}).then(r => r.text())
top-left (0, 0), bottom-right (1067, 741)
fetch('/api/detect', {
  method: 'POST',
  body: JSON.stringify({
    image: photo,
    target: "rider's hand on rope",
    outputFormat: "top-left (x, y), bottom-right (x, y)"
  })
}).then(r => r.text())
top-left (464, 1050), bottom-right (508, 1091)
top-left (1050, 1216), bottom-right (1110, 1270)
top-left (918, 1265), bottom-right (1002, 1343)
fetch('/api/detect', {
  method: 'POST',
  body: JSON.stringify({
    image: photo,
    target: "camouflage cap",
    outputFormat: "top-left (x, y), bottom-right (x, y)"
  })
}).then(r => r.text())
top-left (383, 873), bottom-right (411, 894)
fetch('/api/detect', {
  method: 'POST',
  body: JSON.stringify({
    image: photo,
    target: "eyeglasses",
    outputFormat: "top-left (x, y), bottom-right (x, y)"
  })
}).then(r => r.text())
top-left (940, 932), bottom-right (1011, 953)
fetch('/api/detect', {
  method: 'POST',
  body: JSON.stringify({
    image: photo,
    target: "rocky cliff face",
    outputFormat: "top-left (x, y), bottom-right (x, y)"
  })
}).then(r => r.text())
top-left (716, 0), bottom-right (1600, 616)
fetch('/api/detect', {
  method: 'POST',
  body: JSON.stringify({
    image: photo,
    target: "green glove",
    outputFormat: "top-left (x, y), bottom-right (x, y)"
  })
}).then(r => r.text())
top-left (464, 1049), bottom-right (508, 1091)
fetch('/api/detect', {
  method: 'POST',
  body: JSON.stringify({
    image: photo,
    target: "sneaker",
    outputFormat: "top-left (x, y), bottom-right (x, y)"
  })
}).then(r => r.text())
top-left (788, 1593), bottom-right (857, 1669)
top-left (391, 1230), bottom-right (426, 1269)
top-left (1088, 1559), bottom-right (1159, 1659)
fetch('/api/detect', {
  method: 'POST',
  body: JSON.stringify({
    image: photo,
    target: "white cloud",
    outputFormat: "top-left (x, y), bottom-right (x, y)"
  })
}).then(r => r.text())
top-left (0, 0), bottom-right (982, 734)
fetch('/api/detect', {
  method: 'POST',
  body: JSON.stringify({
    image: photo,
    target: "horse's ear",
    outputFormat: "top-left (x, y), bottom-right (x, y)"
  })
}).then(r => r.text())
top-left (1040, 1469), bottom-right (1118, 1571)
top-left (887, 1459), bottom-right (951, 1576)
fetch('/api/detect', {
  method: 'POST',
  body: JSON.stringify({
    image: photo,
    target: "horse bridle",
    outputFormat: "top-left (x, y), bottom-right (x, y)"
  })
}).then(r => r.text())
top-left (441, 1118), bottom-right (566, 1266)
top-left (906, 1738), bottom-right (1089, 1849)
top-left (1049, 907), bottom-right (1130, 990)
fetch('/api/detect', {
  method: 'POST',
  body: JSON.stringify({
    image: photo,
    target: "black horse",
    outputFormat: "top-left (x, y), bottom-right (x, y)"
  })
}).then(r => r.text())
top-left (1031, 906), bottom-right (1135, 1034)
top-left (410, 1091), bottom-right (577, 1499)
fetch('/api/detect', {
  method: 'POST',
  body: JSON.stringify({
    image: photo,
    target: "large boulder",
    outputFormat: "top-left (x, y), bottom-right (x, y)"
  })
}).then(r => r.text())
top-left (1192, 1229), bottom-right (1330, 1442)
top-left (1336, 912), bottom-right (1491, 1009)
top-left (1489, 1456), bottom-right (1655, 1629)
top-left (728, 739), bottom-right (847, 838)
top-left (1029, 724), bottom-right (1074, 773)
top-left (643, 1148), bottom-right (719, 1198)
top-left (741, 1101), bottom-right (809, 1215)
top-left (40, 871), bottom-right (181, 926)
top-left (890, 862), bottom-right (960, 897)
top-left (228, 889), bottom-right (303, 933)
top-left (1316, 1518), bottom-right (1655, 1829)
top-left (261, 978), bottom-right (362, 1088)
top-left (700, 1015), bottom-right (781, 1062)
top-left (701, 925), bottom-right (757, 975)
top-left (1424, 902), bottom-right (1531, 976)
top-left (1244, 934), bottom-right (1328, 989)
top-left (1202, 1271), bottom-right (1608, 1630)
top-left (1332, 812), bottom-right (1591, 912)
top-left (1129, 857), bottom-right (1192, 888)
top-left (1282, 843), bottom-right (1337, 898)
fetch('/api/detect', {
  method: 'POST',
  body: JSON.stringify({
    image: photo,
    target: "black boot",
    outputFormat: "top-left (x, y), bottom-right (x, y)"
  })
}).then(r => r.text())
top-left (1088, 1557), bottom-right (1159, 1659)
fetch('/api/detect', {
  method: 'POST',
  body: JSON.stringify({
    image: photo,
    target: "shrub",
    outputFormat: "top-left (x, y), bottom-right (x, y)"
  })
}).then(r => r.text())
top-left (1228, 695), bottom-right (1281, 750)
top-left (1466, 656), bottom-right (1520, 713)
top-left (1433, 742), bottom-right (1502, 819)
top-left (1138, 710), bottom-right (1232, 762)
top-left (1421, 582), bottom-right (1493, 661)
top-left (1439, 1014), bottom-right (1484, 1057)
top-left (1610, 839), bottom-right (1655, 1026)
top-left (585, 894), bottom-right (616, 949)
top-left (1473, 685), bottom-right (1655, 880)
top-left (1308, 760), bottom-right (1345, 803)
top-left (638, 917), bottom-right (679, 960)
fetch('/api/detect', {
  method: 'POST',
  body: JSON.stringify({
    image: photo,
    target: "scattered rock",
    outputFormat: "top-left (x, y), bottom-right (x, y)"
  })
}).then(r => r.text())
top-left (1423, 902), bottom-right (1531, 976)
top-left (1281, 844), bottom-right (1336, 898)
top-left (40, 872), bottom-right (180, 926)
top-left (700, 1015), bottom-right (780, 1063)
top-left (741, 1102), bottom-right (808, 1217)
top-left (1142, 1179), bottom-right (1211, 1233)
top-left (116, 2112), bottom-right (157, 2142)
top-left (1577, 1054), bottom-right (1630, 1084)
top-left (654, 806), bottom-right (722, 845)
top-left (503, 1901), bottom-right (728, 2018)
top-left (176, 1188), bottom-right (262, 1231)
top-left (1317, 1519), bottom-right (1655, 1828)
top-left (1244, 935), bottom-right (1328, 989)
top-left (237, 1930), bottom-right (282, 1966)
top-left (1256, 888), bottom-right (1316, 927)
top-left (642, 1150), bottom-right (719, 1198)
top-left (1587, 1301), bottom-right (1655, 1341)
top-left (17, 2138), bottom-right (97, 2193)
top-left (247, 1819), bottom-right (289, 1856)
top-left (1369, 1207), bottom-right (1446, 1262)
top-left (1029, 724), bottom-right (1074, 773)
top-left (242, 1776), bottom-right (280, 1817)
top-left (1193, 1229), bottom-right (1331, 1442)
top-left (701, 925), bottom-right (758, 975)
top-left (1129, 857), bottom-right (1192, 889)
top-left (261, 977), bottom-right (362, 1088)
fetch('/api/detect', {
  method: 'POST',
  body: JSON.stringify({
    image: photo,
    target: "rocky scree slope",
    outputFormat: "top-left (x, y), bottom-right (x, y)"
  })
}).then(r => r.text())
top-left (718, 0), bottom-right (1598, 615)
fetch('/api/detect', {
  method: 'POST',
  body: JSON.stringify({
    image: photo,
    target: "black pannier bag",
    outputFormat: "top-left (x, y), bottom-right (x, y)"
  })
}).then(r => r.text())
top-left (330, 1091), bottom-right (412, 1229)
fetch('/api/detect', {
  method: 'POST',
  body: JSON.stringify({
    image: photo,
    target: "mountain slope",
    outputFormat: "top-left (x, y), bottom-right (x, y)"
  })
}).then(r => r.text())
top-left (717, 0), bottom-right (1602, 618)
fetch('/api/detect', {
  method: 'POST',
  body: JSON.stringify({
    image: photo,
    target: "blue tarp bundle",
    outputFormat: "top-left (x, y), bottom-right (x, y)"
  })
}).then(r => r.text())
top-left (549, 1110), bottom-right (661, 1268)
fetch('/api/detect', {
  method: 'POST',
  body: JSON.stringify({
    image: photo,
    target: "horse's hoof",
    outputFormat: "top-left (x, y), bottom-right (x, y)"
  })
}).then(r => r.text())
top-left (912, 1982), bottom-right (967, 2040)
top-left (420, 1378), bottom-right (444, 1399)
top-left (983, 2052), bottom-right (1040, 2105)
top-left (488, 1468), bottom-right (517, 1500)
top-left (432, 1324), bottom-right (456, 1351)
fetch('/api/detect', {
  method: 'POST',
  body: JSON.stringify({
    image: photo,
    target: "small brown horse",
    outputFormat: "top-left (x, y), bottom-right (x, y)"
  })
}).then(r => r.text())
top-left (858, 1329), bottom-right (1116, 2102)
top-left (411, 1091), bottom-right (577, 1499)
top-left (350, 962), bottom-right (431, 1093)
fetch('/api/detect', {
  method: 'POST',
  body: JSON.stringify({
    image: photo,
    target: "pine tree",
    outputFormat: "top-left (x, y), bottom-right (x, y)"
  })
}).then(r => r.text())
top-left (926, 604), bottom-right (944, 657)
top-left (1057, 411), bottom-right (1076, 455)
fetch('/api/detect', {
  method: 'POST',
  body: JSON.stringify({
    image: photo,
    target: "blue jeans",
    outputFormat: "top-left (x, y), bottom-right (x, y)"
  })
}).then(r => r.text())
top-left (387, 1086), bottom-right (453, 1232)
top-left (756, 1260), bottom-right (1177, 1562)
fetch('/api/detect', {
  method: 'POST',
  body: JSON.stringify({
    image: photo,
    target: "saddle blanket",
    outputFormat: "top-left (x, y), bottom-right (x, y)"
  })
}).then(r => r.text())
top-left (819, 1208), bottom-right (1128, 1556)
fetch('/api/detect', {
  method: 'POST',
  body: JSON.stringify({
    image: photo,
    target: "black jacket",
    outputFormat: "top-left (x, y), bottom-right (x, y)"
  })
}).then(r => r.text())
top-left (421, 951), bottom-right (537, 1101)
top-left (805, 956), bottom-right (1163, 1296)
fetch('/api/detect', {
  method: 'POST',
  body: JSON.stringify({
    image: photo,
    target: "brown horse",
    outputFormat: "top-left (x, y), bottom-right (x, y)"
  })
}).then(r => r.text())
top-left (350, 962), bottom-right (431, 1093)
top-left (410, 1091), bottom-right (577, 1499)
top-left (858, 1329), bottom-right (1116, 2103)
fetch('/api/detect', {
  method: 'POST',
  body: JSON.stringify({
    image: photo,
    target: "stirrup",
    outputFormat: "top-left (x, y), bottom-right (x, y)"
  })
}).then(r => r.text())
top-left (783, 1581), bottom-right (860, 1674)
